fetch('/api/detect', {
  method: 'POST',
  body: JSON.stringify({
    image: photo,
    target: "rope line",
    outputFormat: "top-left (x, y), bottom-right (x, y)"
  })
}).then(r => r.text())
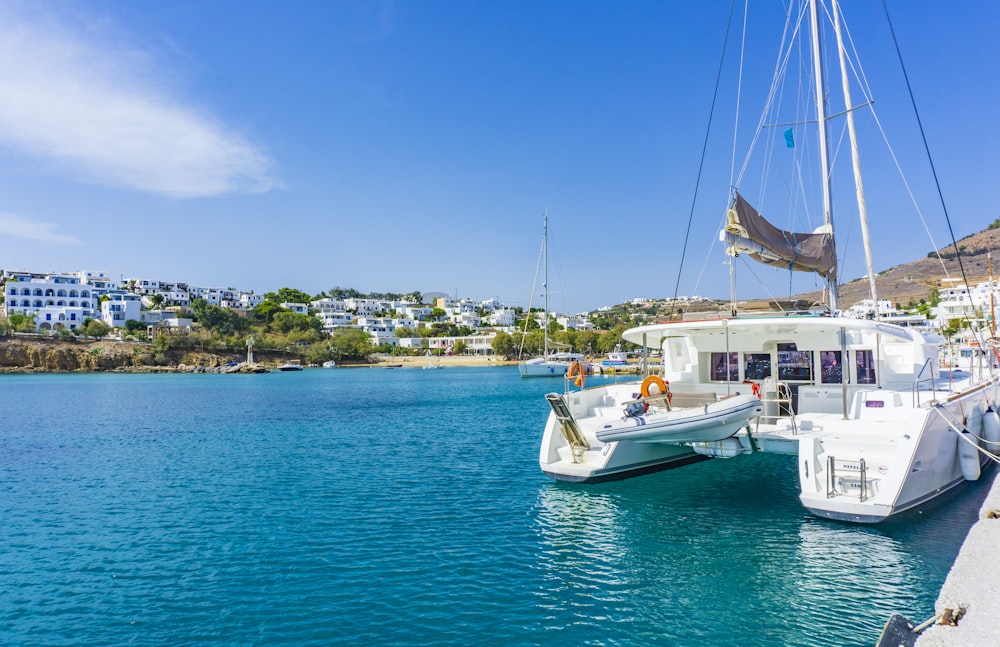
top-left (671, 0), bottom-right (737, 306)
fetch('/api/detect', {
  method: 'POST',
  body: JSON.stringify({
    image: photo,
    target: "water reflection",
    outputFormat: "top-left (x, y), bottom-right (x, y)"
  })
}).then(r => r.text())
top-left (529, 456), bottom-right (993, 646)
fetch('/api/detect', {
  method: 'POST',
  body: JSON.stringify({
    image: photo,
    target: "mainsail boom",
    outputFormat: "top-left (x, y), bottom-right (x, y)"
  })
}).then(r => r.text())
top-left (722, 191), bottom-right (838, 280)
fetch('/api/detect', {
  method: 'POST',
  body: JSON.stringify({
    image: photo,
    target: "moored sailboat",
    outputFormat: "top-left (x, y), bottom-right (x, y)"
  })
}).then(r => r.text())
top-left (518, 213), bottom-right (584, 378)
top-left (537, 0), bottom-right (999, 522)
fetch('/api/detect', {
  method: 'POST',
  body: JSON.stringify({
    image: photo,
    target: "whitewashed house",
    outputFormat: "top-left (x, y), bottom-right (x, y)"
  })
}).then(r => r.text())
top-left (239, 293), bottom-right (265, 310)
top-left (101, 293), bottom-right (142, 328)
top-left (280, 302), bottom-right (309, 315)
top-left (3, 270), bottom-right (97, 331)
top-left (488, 308), bottom-right (516, 327)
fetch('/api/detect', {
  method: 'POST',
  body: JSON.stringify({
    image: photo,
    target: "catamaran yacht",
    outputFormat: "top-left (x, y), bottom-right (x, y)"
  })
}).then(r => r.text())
top-left (537, 0), bottom-right (1000, 523)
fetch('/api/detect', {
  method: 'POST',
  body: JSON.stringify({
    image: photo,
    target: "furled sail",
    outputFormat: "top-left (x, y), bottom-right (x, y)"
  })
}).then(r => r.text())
top-left (720, 191), bottom-right (837, 280)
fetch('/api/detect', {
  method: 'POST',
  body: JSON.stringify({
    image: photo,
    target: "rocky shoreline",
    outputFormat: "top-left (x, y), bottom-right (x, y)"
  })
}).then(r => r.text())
top-left (0, 336), bottom-right (281, 373)
top-left (0, 337), bottom-right (520, 373)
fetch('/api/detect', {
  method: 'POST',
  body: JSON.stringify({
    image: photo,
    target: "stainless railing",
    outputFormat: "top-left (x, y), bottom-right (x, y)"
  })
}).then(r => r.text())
top-left (912, 358), bottom-right (936, 407)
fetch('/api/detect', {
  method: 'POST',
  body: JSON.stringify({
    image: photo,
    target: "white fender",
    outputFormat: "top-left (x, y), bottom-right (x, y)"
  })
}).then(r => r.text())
top-left (959, 431), bottom-right (981, 481)
top-left (984, 408), bottom-right (1000, 456)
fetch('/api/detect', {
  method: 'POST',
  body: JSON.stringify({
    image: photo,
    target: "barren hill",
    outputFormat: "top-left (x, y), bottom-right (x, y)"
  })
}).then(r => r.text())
top-left (759, 224), bottom-right (1000, 310)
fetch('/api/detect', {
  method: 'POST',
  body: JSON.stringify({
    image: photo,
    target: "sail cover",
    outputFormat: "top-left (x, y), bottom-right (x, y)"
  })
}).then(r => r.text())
top-left (722, 192), bottom-right (837, 280)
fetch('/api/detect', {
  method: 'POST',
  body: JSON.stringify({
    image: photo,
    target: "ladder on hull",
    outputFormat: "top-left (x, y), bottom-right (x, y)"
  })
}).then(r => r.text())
top-left (826, 456), bottom-right (871, 501)
top-left (545, 393), bottom-right (589, 462)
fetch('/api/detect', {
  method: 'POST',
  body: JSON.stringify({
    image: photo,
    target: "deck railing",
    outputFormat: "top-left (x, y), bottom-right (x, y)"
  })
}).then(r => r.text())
top-left (912, 358), bottom-right (936, 407)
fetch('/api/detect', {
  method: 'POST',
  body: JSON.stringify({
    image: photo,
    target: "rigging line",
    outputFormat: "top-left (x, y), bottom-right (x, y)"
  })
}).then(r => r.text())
top-left (738, 255), bottom-right (788, 313)
top-left (671, 0), bottom-right (736, 305)
top-left (866, 106), bottom-right (948, 278)
top-left (517, 221), bottom-right (545, 361)
top-left (882, 0), bottom-right (971, 292)
top-left (839, 3), bottom-right (946, 277)
top-left (702, 2), bottom-right (791, 299)
top-left (729, 0), bottom-right (749, 193)
top-left (735, 2), bottom-right (803, 190)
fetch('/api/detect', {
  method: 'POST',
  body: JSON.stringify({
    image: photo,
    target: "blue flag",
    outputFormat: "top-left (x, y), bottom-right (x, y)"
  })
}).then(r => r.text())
top-left (784, 128), bottom-right (795, 148)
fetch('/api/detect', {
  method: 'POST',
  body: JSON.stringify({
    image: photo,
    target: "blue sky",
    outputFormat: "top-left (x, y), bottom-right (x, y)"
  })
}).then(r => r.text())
top-left (0, 1), bottom-right (996, 314)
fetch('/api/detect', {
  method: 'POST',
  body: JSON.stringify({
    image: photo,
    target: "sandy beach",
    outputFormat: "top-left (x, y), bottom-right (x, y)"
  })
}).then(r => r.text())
top-left (369, 354), bottom-right (518, 368)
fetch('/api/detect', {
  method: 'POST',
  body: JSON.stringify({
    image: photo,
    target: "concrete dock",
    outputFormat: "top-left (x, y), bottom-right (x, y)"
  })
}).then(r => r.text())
top-left (909, 469), bottom-right (1000, 646)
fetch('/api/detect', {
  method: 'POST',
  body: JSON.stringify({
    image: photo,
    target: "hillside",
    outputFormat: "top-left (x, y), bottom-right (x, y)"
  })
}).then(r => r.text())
top-left (637, 223), bottom-right (1000, 317)
top-left (793, 224), bottom-right (1000, 309)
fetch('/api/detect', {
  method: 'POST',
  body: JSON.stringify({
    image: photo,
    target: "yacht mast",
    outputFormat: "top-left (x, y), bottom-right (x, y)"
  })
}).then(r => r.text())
top-left (543, 212), bottom-right (549, 357)
top-left (809, 0), bottom-right (839, 312)
top-left (832, 0), bottom-right (877, 317)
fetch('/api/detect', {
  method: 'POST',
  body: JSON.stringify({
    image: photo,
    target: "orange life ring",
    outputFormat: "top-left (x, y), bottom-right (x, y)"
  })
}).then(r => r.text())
top-left (567, 360), bottom-right (586, 388)
top-left (640, 376), bottom-right (671, 404)
top-left (743, 380), bottom-right (762, 398)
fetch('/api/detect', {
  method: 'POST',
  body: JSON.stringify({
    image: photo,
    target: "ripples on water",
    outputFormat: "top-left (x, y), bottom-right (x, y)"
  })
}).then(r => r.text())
top-left (0, 369), bottom-right (991, 646)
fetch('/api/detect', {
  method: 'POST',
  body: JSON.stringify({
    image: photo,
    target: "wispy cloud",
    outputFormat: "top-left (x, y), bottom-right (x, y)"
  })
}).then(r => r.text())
top-left (0, 211), bottom-right (79, 244)
top-left (0, 5), bottom-right (281, 198)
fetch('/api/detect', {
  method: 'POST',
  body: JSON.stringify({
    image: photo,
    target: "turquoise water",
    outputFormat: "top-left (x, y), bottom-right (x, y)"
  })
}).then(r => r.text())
top-left (0, 367), bottom-right (991, 646)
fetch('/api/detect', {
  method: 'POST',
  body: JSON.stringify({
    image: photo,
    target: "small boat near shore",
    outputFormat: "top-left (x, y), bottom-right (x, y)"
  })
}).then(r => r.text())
top-left (277, 360), bottom-right (304, 371)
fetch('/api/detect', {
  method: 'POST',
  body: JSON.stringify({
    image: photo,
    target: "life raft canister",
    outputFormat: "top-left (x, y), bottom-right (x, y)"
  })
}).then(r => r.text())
top-left (640, 375), bottom-right (672, 404)
top-left (567, 360), bottom-right (586, 388)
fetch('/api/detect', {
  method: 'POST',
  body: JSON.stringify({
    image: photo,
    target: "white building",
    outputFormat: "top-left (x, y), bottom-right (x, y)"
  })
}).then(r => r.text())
top-left (80, 270), bottom-right (117, 298)
top-left (239, 293), bottom-right (265, 309)
top-left (398, 332), bottom-right (497, 355)
top-left (101, 293), bottom-right (142, 328)
top-left (3, 270), bottom-right (98, 331)
top-left (450, 311), bottom-right (481, 328)
top-left (281, 302), bottom-right (309, 315)
top-left (557, 314), bottom-right (594, 330)
top-left (488, 308), bottom-right (517, 327)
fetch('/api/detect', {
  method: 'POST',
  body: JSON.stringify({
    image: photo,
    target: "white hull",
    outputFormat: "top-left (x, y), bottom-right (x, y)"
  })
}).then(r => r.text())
top-left (793, 385), bottom-right (996, 523)
top-left (538, 315), bottom-right (1000, 522)
top-left (519, 359), bottom-right (570, 378)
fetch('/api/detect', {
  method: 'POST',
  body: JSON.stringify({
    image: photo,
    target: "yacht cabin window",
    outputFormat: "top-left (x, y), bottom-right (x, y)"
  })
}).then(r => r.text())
top-left (711, 352), bottom-right (739, 382)
top-left (777, 343), bottom-right (812, 382)
top-left (744, 353), bottom-right (771, 380)
top-left (856, 349), bottom-right (876, 384)
top-left (820, 351), bottom-right (842, 384)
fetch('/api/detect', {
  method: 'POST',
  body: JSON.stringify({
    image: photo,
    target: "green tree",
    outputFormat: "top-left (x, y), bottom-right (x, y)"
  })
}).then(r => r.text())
top-left (452, 340), bottom-right (467, 355)
top-left (597, 324), bottom-right (630, 353)
top-left (124, 319), bottom-right (145, 335)
top-left (394, 326), bottom-right (415, 338)
top-left (492, 331), bottom-right (515, 358)
top-left (329, 328), bottom-right (373, 361)
top-left (149, 294), bottom-right (165, 309)
top-left (8, 312), bottom-right (37, 333)
top-left (251, 300), bottom-right (285, 325)
top-left (430, 308), bottom-right (447, 321)
top-left (328, 286), bottom-right (363, 299)
top-left (79, 318), bottom-right (112, 339)
top-left (265, 287), bottom-right (314, 304)
top-left (271, 311), bottom-right (323, 334)
top-left (192, 299), bottom-right (251, 336)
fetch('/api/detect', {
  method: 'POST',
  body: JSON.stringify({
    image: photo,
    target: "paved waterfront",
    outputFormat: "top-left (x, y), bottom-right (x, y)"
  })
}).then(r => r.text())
top-left (914, 466), bottom-right (1000, 646)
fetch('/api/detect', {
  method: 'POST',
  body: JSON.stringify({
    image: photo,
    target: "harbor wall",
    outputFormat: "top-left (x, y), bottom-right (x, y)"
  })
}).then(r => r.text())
top-left (913, 468), bottom-right (1000, 646)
